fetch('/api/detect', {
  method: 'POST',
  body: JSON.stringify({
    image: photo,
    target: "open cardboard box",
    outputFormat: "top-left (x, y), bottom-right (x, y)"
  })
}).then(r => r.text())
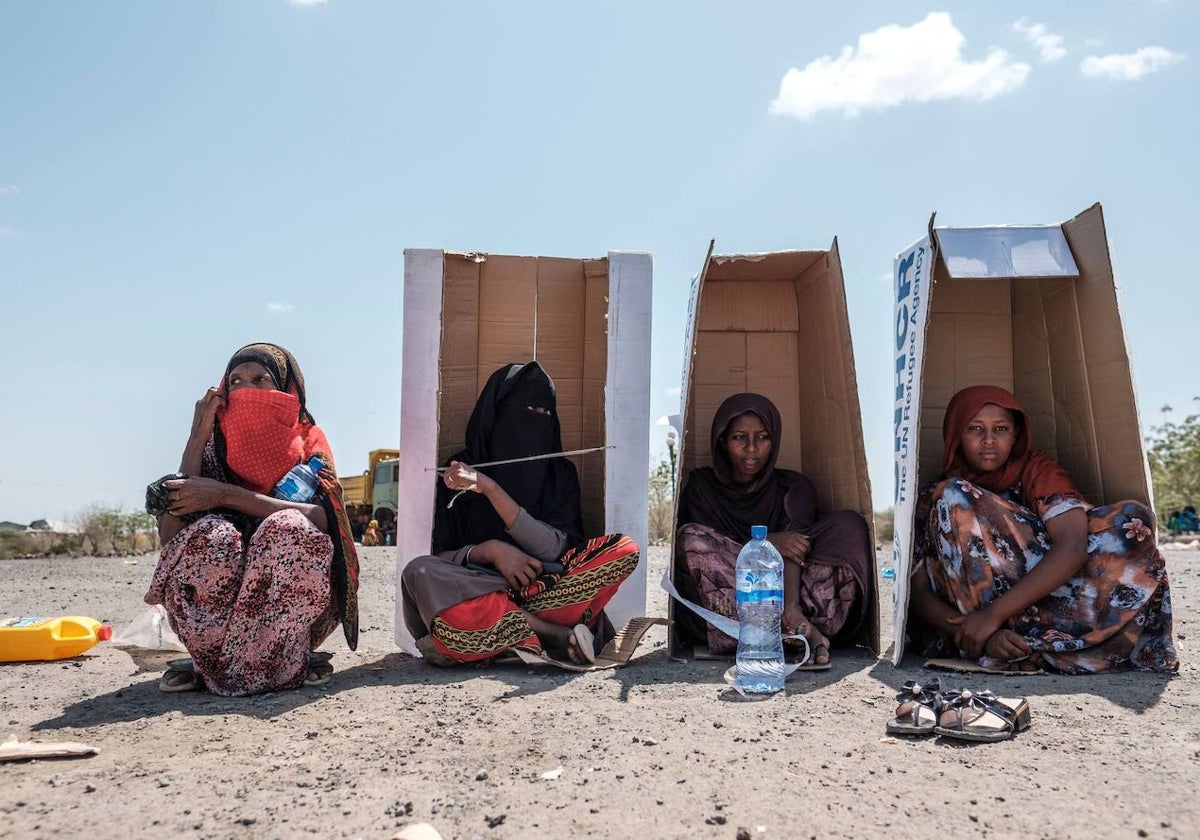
top-left (890, 202), bottom-right (1151, 664)
top-left (669, 240), bottom-right (880, 655)
top-left (396, 249), bottom-right (652, 655)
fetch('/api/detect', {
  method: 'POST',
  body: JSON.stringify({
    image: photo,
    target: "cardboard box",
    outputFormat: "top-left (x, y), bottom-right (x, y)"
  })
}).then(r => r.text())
top-left (396, 249), bottom-right (653, 654)
top-left (671, 240), bottom-right (879, 654)
top-left (890, 202), bottom-right (1150, 664)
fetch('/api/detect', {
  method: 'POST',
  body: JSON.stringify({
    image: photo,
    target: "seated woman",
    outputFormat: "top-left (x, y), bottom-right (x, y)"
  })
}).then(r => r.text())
top-left (401, 361), bottom-right (639, 665)
top-left (910, 385), bottom-right (1177, 673)
top-left (362, 518), bottom-right (382, 547)
top-left (674, 393), bottom-right (872, 666)
top-left (145, 343), bottom-right (359, 695)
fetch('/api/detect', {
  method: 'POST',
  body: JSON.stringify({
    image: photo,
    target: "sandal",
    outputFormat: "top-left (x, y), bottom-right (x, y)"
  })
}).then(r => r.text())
top-left (571, 624), bottom-right (597, 665)
top-left (159, 658), bottom-right (201, 693)
top-left (934, 688), bottom-right (1031, 743)
top-left (304, 651), bottom-right (334, 687)
top-left (886, 678), bottom-right (943, 735)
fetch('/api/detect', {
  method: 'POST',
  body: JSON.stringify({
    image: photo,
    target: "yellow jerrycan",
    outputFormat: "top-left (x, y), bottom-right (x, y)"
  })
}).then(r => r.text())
top-left (0, 616), bottom-right (113, 662)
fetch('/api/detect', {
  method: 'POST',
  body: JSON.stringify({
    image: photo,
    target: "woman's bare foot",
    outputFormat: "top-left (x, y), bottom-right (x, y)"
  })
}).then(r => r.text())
top-left (524, 613), bottom-right (590, 664)
top-left (783, 604), bottom-right (831, 666)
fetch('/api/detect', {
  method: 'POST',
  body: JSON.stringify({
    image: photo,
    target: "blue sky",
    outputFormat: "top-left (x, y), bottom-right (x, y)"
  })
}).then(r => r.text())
top-left (1, 2), bottom-right (1196, 524)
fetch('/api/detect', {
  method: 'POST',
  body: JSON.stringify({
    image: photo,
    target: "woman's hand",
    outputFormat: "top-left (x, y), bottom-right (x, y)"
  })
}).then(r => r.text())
top-left (164, 477), bottom-right (229, 517)
top-left (473, 539), bottom-right (543, 590)
top-left (947, 608), bottom-right (1003, 659)
top-left (190, 388), bottom-right (225, 443)
top-left (443, 460), bottom-right (480, 493)
top-left (984, 628), bottom-right (1032, 661)
top-left (446, 461), bottom-right (519, 529)
top-left (768, 531), bottom-right (810, 566)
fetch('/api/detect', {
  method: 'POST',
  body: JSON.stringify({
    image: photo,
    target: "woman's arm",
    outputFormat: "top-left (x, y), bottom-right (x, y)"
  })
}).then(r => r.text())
top-left (158, 477), bottom-right (328, 544)
top-left (444, 461), bottom-right (521, 528)
top-left (910, 565), bottom-right (965, 636)
top-left (949, 507), bottom-right (1088, 657)
top-left (158, 388), bottom-right (225, 544)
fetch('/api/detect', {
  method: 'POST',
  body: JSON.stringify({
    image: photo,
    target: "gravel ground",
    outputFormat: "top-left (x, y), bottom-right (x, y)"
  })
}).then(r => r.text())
top-left (1, 544), bottom-right (1197, 840)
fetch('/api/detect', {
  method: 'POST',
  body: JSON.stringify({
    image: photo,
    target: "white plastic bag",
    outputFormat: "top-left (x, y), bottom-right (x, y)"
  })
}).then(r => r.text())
top-left (111, 604), bottom-right (187, 652)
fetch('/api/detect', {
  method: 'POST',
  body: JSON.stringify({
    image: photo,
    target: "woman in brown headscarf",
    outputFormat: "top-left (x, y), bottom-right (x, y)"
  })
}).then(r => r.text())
top-left (675, 393), bottom-right (872, 666)
top-left (909, 385), bottom-right (1177, 673)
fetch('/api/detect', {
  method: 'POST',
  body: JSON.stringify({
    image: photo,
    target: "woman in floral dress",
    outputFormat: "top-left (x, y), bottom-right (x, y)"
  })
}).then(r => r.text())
top-left (909, 385), bottom-right (1176, 674)
top-left (145, 343), bottom-right (359, 695)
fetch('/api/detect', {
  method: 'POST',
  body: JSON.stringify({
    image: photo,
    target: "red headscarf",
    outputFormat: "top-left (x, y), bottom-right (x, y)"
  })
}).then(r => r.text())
top-left (942, 385), bottom-right (1084, 512)
top-left (214, 343), bottom-right (333, 494)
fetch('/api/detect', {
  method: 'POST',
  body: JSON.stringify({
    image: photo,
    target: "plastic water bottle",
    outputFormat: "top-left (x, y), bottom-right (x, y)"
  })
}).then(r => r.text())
top-left (735, 524), bottom-right (786, 694)
top-left (273, 456), bottom-right (325, 503)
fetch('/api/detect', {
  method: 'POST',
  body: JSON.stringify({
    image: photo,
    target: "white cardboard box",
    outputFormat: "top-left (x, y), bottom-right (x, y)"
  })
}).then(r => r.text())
top-left (671, 240), bottom-right (879, 653)
top-left (890, 202), bottom-right (1151, 664)
top-left (396, 249), bottom-right (653, 654)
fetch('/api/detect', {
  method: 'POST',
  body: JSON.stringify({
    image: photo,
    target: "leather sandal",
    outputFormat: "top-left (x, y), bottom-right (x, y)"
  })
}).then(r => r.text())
top-left (304, 651), bottom-right (334, 687)
top-left (886, 678), bottom-right (943, 735)
top-left (159, 658), bottom-right (201, 693)
top-left (934, 689), bottom-right (1031, 743)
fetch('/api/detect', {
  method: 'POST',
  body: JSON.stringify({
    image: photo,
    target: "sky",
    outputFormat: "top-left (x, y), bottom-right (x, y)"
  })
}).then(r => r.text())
top-left (1, 1), bottom-right (1197, 525)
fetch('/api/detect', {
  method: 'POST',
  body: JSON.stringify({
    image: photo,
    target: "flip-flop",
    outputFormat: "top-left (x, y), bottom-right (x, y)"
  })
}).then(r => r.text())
top-left (571, 624), bottom-right (597, 665)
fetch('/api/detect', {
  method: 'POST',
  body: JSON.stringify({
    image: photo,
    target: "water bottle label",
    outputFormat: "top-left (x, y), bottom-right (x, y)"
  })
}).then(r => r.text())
top-left (735, 589), bottom-right (784, 604)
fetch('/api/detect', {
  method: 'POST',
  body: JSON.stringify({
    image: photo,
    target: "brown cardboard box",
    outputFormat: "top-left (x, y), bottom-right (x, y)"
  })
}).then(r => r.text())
top-left (671, 241), bottom-right (879, 654)
top-left (890, 202), bottom-right (1150, 663)
top-left (397, 249), bottom-right (652, 654)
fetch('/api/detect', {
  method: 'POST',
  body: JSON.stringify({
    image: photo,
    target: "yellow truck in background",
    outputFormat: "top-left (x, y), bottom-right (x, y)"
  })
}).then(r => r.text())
top-left (340, 448), bottom-right (400, 527)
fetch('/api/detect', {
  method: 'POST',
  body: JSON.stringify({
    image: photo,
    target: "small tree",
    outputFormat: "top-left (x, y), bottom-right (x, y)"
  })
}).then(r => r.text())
top-left (647, 457), bottom-right (675, 544)
top-left (1146, 401), bottom-right (1200, 520)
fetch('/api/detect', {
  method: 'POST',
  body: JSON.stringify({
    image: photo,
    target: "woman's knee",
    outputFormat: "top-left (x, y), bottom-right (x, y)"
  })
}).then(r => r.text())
top-left (251, 509), bottom-right (321, 542)
top-left (169, 515), bottom-right (241, 556)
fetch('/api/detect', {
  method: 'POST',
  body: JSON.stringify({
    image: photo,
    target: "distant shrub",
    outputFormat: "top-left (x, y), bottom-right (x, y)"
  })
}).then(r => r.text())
top-left (874, 508), bottom-right (895, 543)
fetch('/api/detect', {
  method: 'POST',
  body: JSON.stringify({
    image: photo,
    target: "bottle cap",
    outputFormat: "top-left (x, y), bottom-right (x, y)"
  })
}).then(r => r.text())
top-left (307, 455), bottom-right (325, 471)
top-left (750, 525), bottom-right (768, 540)
top-left (97, 625), bottom-right (113, 641)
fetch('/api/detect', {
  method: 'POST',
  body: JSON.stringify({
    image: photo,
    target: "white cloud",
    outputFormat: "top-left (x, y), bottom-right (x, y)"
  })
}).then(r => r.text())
top-left (0, 185), bottom-right (18, 197)
top-left (266, 302), bottom-right (294, 314)
top-left (290, 0), bottom-right (327, 6)
top-left (769, 12), bottom-right (1030, 120)
top-left (1013, 19), bottom-right (1067, 63)
top-left (0, 228), bottom-right (18, 237)
top-left (664, 386), bottom-right (682, 398)
top-left (1080, 46), bottom-right (1184, 80)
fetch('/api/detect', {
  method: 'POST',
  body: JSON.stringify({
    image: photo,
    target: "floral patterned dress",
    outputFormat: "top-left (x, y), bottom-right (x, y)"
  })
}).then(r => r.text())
top-left (912, 477), bottom-right (1177, 674)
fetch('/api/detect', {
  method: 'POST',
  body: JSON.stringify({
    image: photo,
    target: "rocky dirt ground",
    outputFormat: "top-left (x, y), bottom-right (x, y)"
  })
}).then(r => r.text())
top-left (1, 544), bottom-right (1197, 840)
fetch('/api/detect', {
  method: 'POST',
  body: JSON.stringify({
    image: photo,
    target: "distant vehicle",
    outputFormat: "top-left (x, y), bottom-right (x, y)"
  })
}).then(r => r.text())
top-left (339, 448), bottom-right (399, 525)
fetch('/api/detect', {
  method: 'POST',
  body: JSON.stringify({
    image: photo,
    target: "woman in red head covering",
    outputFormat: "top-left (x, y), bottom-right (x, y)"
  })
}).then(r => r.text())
top-left (144, 343), bottom-right (359, 695)
top-left (674, 393), bottom-right (873, 667)
top-left (910, 385), bottom-right (1176, 673)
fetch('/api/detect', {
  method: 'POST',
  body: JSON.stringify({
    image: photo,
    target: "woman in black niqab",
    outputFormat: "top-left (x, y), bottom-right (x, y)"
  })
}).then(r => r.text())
top-left (433, 362), bottom-right (583, 552)
top-left (403, 362), bottom-right (637, 667)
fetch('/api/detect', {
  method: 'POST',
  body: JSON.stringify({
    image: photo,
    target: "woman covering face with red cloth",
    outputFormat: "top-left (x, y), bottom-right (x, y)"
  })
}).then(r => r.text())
top-left (144, 342), bottom-right (359, 696)
top-left (909, 385), bottom-right (1177, 674)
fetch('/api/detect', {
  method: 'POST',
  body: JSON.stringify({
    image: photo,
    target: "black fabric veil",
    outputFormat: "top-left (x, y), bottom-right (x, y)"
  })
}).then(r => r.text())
top-left (432, 362), bottom-right (585, 552)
